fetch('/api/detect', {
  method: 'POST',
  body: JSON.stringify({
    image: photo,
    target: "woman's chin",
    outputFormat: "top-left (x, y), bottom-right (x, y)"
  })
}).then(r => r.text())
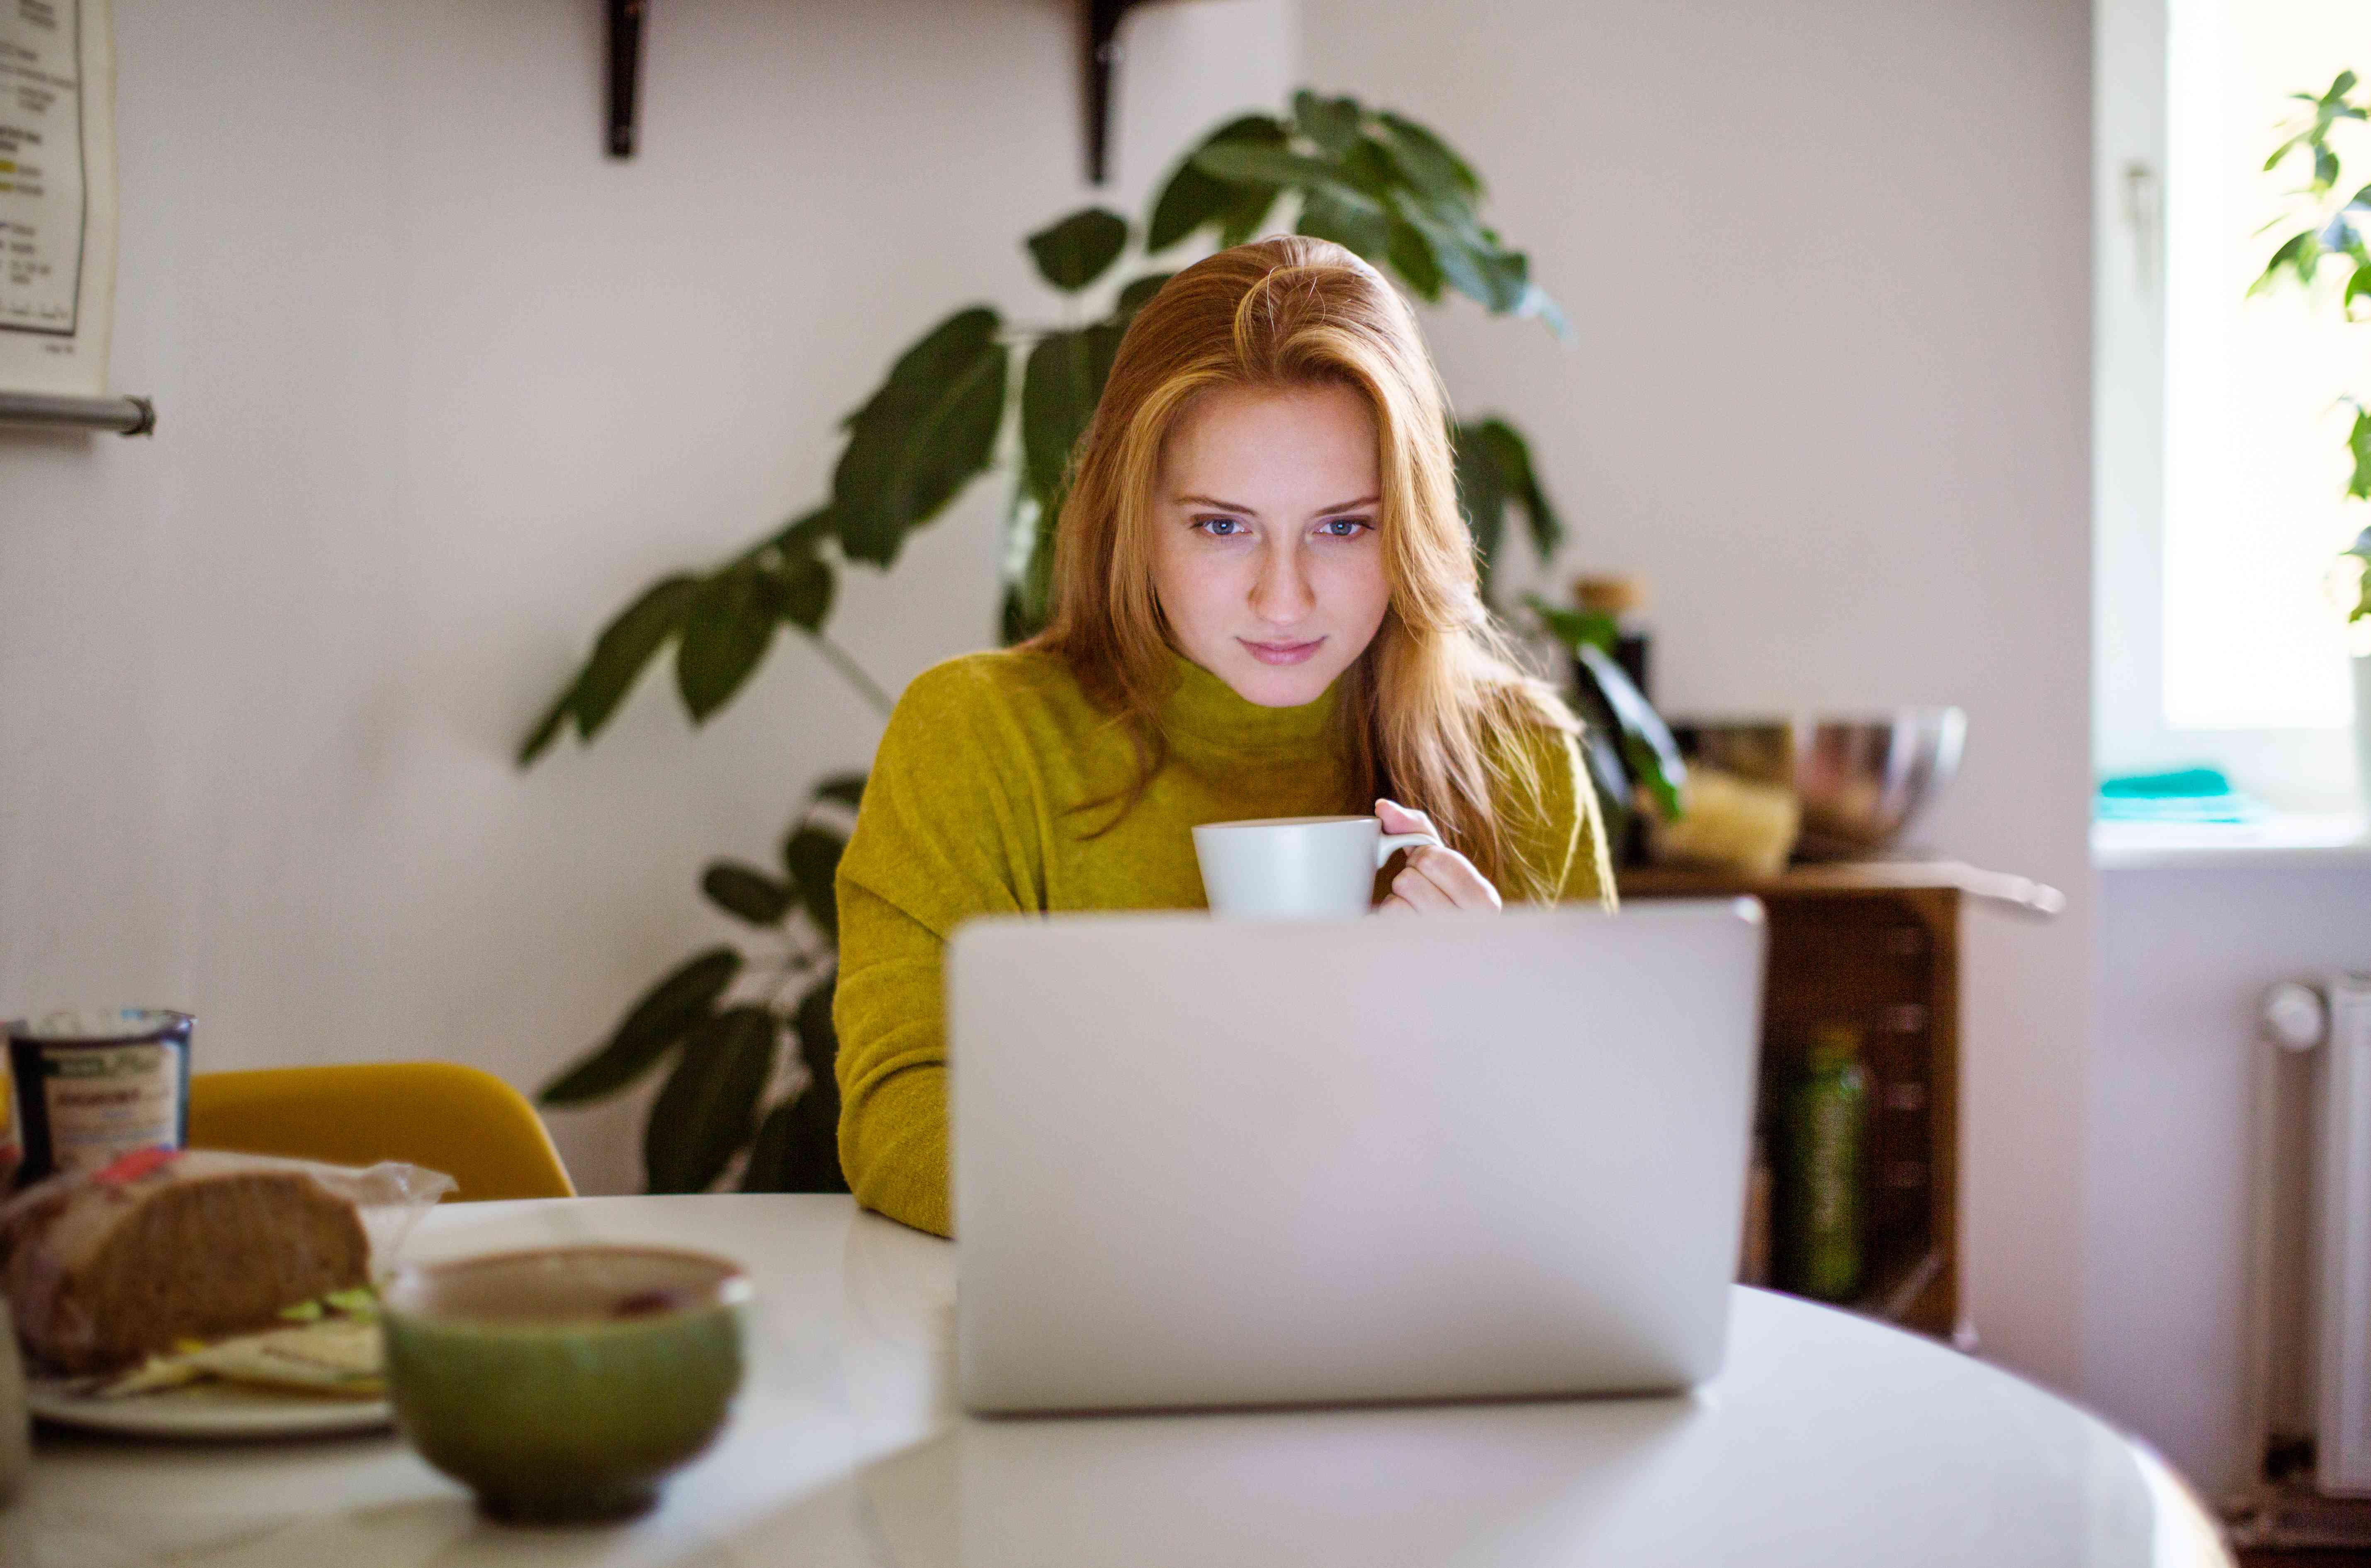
top-left (1219, 660), bottom-right (1339, 709)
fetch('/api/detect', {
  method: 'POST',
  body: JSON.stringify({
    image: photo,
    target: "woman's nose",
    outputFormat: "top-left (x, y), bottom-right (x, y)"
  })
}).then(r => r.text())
top-left (1249, 541), bottom-right (1316, 625)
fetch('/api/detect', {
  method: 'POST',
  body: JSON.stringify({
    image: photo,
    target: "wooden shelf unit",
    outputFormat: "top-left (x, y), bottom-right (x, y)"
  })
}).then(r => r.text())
top-left (1617, 861), bottom-right (2054, 1341)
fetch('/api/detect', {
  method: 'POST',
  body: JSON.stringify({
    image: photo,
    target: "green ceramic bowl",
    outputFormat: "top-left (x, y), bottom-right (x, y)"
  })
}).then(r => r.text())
top-left (380, 1245), bottom-right (752, 1523)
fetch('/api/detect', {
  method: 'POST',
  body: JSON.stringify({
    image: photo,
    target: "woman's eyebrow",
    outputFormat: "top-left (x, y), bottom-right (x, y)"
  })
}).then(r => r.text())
top-left (1173, 493), bottom-right (1381, 515)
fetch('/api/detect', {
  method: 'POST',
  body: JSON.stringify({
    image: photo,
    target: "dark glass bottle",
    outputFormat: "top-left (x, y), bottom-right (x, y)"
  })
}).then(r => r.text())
top-left (1787, 1023), bottom-right (1867, 1301)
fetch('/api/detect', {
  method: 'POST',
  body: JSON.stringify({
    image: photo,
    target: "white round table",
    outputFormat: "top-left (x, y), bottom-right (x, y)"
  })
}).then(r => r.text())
top-left (2, 1195), bottom-right (2228, 1566)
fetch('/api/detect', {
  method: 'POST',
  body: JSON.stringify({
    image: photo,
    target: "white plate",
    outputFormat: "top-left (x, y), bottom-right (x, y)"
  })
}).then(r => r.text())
top-left (27, 1376), bottom-right (392, 1439)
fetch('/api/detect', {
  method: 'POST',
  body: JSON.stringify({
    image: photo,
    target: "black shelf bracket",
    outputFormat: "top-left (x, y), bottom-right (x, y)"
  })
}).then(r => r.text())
top-left (607, 0), bottom-right (646, 159)
top-left (1083, 0), bottom-right (1158, 186)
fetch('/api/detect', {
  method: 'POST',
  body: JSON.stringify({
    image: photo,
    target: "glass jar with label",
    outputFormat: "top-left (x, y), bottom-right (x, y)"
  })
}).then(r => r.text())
top-left (5, 1010), bottom-right (192, 1187)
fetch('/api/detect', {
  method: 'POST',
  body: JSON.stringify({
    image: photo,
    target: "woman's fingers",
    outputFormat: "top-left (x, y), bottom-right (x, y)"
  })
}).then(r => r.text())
top-left (1373, 798), bottom-right (1500, 914)
top-left (1375, 797), bottom-right (1437, 838)
top-left (1384, 869), bottom-right (1454, 913)
top-left (1392, 846), bottom-right (1503, 913)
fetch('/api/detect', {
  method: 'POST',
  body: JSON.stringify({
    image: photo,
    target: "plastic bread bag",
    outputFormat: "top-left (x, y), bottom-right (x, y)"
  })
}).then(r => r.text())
top-left (0, 1147), bottom-right (455, 1375)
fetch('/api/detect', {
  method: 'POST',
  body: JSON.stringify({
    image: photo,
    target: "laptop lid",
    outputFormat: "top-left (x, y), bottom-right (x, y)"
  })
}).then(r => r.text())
top-left (950, 899), bottom-right (1765, 1413)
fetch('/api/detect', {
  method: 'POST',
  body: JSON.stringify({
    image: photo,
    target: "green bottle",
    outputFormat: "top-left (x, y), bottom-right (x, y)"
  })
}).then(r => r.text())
top-left (1788, 1023), bottom-right (1867, 1301)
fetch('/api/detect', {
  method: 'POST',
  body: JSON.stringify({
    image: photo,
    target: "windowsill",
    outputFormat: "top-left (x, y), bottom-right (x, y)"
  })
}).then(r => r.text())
top-left (2092, 813), bottom-right (2371, 870)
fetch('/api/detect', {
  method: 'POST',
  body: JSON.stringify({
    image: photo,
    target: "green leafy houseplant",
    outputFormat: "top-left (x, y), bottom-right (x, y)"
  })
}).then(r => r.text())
top-left (2250, 68), bottom-right (2371, 624)
top-left (524, 91), bottom-right (1678, 1194)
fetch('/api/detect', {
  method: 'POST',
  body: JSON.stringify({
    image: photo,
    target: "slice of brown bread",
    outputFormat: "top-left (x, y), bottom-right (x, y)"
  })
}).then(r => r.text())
top-left (2, 1151), bottom-right (371, 1373)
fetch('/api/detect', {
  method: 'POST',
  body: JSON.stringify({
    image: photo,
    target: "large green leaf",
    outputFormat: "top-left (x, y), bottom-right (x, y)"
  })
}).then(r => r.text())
top-left (1516, 281), bottom-right (1571, 340)
top-left (1387, 190), bottom-right (1557, 325)
top-left (791, 975), bottom-right (838, 1082)
top-left (1472, 245), bottom-right (1534, 314)
top-left (834, 307), bottom-right (1010, 566)
top-left (1193, 143), bottom-right (1358, 193)
top-left (1391, 198), bottom-right (1501, 309)
top-left (738, 1096), bottom-right (797, 1193)
top-left (739, 976), bottom-right (844, 1194)
top-left (1296, 187), bottom-right (1390, 262)
top-left (1561, 674), bottom-right (1635, 849)
top-left (782, 824), bottom-right (847, 939)
top-left (2350, 404), bottom-right (2371, 500)
top-left (1453, 421), bottom-right (1508, 593)
top-left (1374, 112), bottom-right (1482, 203)
top-left (575, 575), bottom-right (703, 741)
top-left (1385, 218), bottom-right (1444, 301)
top-left (701, 860), bottom-right (793, 925)
top-left (1021, 324), bottom-right (1122, 511)
top-left (675, 568), bottom-right (776, 722)
top-left (1114, 272), bottom-right (1173, 328)
top-left (1338, 138), bottom-right (1402, 202)
top-left (540, 946), bottom-right (742, 1106)
top-left (737, 1081), bottom-right (847, 1194)
top-left (645, 1005), bottom-right (777, 1193)
top-left (1292, 89), bottom-right (1363, 156)
top-left (1525, 594), bottom-right (1619, 656)
top-left (1216, 183), bottom-right (1285, 247)
top-left (811, 772), bottom-right (866, 810)
top-left (2247, 231), bottom-right (2304, 295)
top-left (516, 686), bottom-right (573, 771)
top-left (518, 574), bottom-right (701, 765)
top-left (759, 550), bottom-right (834, 633)
top-left (1026, 208), bottom-right (1130, 293)
top-left (1576, 643), bottom-right (1686, 821)
top-left (1000, 480), bottom-right (1058, 645)
top-left (1466, 419), bottom-right (1561, 560)
top-left (1146, 114), bottom-right (1286, 252)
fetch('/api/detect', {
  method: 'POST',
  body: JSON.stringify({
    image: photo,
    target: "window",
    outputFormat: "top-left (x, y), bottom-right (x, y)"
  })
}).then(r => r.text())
top-left (2096, 0), bottom-right (2371, 811)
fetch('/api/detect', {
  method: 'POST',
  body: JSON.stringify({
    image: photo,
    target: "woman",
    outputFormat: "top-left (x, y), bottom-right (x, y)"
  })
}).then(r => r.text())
top-left (832, 236), bottom-right (1613, 1237)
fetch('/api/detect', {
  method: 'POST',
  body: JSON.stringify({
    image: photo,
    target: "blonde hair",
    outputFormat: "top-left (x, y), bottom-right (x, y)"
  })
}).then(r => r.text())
top-left (1030, 236), bottom-right (1575, 900)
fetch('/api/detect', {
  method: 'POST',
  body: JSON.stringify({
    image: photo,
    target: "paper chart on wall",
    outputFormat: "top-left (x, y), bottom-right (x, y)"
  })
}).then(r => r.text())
top-left (0, 0), bottom-right (115, 398)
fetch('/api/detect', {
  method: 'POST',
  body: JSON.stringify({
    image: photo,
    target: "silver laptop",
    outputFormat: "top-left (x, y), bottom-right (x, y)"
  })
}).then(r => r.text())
top-left (948, 898), bottom-right (1765, 1414)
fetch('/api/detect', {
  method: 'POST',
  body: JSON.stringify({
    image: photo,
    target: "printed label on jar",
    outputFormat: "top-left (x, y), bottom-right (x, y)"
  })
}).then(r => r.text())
top-left (38, 1043), bottom-right (183, 1177)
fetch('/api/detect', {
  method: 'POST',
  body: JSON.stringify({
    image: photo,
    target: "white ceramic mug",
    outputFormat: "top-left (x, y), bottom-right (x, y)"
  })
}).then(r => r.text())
top-left (1192, 814), bottom-right (1442, 920)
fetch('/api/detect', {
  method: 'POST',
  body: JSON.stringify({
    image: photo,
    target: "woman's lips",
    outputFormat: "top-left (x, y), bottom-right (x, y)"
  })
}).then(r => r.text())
top-left (1241, 637), bottom-right (1324, 666)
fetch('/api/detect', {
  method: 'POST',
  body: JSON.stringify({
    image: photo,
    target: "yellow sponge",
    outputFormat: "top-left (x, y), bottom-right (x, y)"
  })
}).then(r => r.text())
top-left (1646, 766), bottom-right (1801, 880)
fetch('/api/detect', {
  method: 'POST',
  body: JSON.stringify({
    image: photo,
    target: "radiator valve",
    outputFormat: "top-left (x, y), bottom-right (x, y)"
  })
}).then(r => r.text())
top-left (2263, 981), bottom-right (2328, 1051)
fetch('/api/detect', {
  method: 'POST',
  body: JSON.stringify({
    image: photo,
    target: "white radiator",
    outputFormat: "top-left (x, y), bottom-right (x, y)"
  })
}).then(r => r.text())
top-left (2313, 975), bottom-right (2371, 1494)
top-left (2252, 974), bottom-right (2371, 1500)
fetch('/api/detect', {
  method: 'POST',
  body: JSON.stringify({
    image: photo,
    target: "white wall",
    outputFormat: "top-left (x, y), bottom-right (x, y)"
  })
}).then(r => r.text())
top-left (0, 0), bottom-right (1298, 1196)
top-left (1301, 0), bottom-right (2096, 1388)
top-left (3, 0), bottom-right (2101, 1396)
top-left (2086, 864), bottom-right (2371, 1497)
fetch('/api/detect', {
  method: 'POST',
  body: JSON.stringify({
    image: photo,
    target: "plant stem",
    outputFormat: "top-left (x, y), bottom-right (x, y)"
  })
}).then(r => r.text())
top-left (809, 632), bottom-right (895, 717)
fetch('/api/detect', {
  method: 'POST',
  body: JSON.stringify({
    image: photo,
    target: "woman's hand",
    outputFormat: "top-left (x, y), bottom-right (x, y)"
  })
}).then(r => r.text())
top-left (1375, 798), bottom-right (1503, 915)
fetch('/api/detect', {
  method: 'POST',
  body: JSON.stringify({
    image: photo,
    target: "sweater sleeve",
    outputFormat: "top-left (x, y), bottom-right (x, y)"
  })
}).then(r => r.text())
top-left (833, 659), bottom-right (1045, 1238)
top-left (1499, 725), bottom-right (1617, 909)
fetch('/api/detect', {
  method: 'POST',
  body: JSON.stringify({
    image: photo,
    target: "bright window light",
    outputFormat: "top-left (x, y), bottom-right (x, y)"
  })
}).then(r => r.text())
top-left (2163, 0), bottom-right (2371, 729)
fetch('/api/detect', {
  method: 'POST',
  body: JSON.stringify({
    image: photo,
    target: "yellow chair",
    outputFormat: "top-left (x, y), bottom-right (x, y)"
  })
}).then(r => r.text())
top-left (187, 1062), bottom-right (575, 1202)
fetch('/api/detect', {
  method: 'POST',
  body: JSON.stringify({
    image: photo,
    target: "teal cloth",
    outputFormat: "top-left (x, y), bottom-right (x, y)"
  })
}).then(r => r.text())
top-left (2095, 767), bottom-right (2266, 823)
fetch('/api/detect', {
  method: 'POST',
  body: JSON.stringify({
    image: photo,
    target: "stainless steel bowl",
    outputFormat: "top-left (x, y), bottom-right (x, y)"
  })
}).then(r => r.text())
top-left (1672, 710), bottom-right (1967, 861)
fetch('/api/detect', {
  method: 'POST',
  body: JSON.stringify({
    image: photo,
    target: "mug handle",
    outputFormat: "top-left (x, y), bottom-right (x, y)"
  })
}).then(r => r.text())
top-left (1374, 829), bottom-right (1441, 868)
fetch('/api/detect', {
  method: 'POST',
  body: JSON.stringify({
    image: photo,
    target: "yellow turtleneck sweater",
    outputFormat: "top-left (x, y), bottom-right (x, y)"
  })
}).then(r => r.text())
top-left (831, 645), bottom-right (1613, 1237)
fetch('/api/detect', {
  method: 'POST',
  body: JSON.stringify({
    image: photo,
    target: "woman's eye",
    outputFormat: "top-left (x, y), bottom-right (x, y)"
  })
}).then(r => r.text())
top-left (1196, 516), bottom-right (1246, 537)
top-left (1318, 517), bottom-right (1373, 538)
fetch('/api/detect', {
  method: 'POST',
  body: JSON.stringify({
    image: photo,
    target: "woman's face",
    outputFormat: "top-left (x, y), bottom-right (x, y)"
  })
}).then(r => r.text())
top-left (1148, 382), bottom-right (1391, 708)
